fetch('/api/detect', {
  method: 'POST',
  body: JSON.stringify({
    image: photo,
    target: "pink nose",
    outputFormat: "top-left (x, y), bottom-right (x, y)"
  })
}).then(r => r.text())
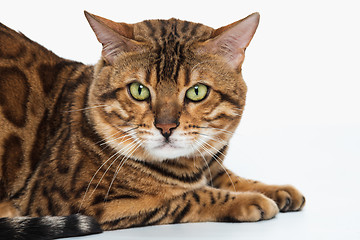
top-left (155, 122), bottom-right (178, 135)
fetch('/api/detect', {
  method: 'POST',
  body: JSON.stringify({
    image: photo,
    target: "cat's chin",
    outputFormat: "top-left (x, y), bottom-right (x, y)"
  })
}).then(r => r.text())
top-left (147, 145), bottom-right (192, 161)
top-left (143, 142), bottom-right (193, 161)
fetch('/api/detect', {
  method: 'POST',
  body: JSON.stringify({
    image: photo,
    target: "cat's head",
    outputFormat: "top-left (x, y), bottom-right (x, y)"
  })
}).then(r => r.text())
top-left (85, 12), bottom-right (259, 161)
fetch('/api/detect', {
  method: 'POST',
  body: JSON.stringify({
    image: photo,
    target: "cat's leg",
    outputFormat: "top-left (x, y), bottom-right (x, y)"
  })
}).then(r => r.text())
top-left (210, 168), bottom-right (305, 212)
top-left (88, 187), bottom-right (278, 230)
top-left (0, 201), bottom-right (20, 218)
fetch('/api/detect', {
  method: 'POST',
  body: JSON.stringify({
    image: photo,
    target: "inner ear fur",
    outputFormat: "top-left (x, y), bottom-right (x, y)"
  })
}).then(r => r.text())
top-left (199, 12), bottom-right (260, 70)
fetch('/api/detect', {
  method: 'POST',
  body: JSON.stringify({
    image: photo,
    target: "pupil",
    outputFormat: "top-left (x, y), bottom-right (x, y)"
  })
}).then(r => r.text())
top-left (138, 85), bottom-right (143, 95)
top-left (194, 86), bottom-right (199, 95)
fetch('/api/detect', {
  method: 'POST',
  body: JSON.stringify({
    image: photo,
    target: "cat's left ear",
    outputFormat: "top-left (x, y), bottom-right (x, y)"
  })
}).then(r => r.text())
top-left (84, 11), bottom-right (143, 64)
top-left (199, 13), bottom-right (260, 70)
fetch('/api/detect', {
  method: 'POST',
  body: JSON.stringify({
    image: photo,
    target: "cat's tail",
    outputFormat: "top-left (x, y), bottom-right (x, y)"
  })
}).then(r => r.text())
top-left (0, 214), bottom-right (102, 240)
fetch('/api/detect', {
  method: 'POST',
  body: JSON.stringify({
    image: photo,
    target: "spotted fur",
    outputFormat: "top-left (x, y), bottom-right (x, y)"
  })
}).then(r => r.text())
top-left (0, 12), bottom-right (305, 239)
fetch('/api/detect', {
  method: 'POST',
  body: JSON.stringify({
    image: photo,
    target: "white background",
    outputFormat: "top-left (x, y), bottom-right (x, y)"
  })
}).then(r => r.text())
top-left (1, 0), bottom-right (360, 239)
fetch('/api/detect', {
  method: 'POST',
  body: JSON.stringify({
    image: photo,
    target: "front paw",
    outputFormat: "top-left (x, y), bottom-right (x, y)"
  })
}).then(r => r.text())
top-left (264, 185), bottom-right (305, 212)
top-left (228, 192), bottom-right (279, 222)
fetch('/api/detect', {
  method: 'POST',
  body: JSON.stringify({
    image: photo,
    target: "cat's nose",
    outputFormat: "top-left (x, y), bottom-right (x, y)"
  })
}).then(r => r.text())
top-left (154, 122), bottom-right (179, 138)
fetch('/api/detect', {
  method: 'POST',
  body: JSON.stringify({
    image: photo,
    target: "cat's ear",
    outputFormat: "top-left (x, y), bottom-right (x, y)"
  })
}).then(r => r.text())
top-left (199, 12), bottom-right (260, 70)
top-left (84, 11), bottom-right (142, 64)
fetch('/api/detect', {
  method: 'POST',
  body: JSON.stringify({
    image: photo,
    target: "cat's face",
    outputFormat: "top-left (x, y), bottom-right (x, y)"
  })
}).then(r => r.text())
top-left (86, 13), bottom-right (259, 161)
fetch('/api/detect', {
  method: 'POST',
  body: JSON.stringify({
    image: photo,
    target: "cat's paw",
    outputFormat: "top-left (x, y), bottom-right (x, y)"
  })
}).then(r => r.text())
top-left (229, 192), bottom-right (279, 222)
top-left (264, 185), bottom-right (305, 212)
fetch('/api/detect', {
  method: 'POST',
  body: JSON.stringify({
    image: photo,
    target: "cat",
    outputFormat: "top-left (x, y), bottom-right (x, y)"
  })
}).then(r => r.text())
top-left (0, 11), bottom-right (305, 239)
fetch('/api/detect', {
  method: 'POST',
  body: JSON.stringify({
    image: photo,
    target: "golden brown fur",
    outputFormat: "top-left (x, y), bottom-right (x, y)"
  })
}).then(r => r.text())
top-left (0, 12), bottom-right (305, 238)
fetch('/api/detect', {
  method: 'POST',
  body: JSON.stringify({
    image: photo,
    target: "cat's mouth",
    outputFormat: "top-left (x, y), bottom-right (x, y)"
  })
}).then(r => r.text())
top-left (143, 133), bottom-right (194, 160)
top-left (151, 138), bottom-right (187, 151)
top-left (153, 141), bottom-right (182, 150)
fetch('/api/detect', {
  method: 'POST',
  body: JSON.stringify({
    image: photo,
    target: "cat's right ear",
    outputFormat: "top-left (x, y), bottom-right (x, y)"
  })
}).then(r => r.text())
top-left (84, 11), bottom-right (142, 64)
top-left (197, 13), bottom-right (260, 71)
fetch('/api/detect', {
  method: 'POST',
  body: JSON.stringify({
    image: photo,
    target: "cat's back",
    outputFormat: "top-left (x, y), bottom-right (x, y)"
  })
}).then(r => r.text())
top-left (0, 23), bottom-right (58, 129)
top-left (0, 22), bottom-right (81, 123)
top-left (0, 22), bottom-right (85, 199)
top-left (0, 22), bottom-right (66, 74)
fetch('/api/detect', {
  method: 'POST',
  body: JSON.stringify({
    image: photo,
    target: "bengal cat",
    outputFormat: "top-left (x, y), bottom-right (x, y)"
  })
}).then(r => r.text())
top-left (0, 11), bottom-right (305, 239)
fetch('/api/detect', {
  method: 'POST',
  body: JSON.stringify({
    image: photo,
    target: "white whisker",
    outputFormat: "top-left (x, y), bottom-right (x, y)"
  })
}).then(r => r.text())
top-left (90, 137), bottom-right (140, 200)
top-left (105, 139), bottom-right (144, 200)
top-left (100, 132), bottom-right (136, 146)
top-left (66, 104), bottom-right (110, 113)
top-left (199, 126), bottom-right (234, 136)
top-left (191, 143), bottom-right (213, 187)
top-left (79, 129), bottom-right (139, 210)
top-left (197, 133), bottom-right (228, 145)
top-left (79, 147), bottom-right (121, 211)
top-left (198, 138), bottom-right (228, 161)
top-left (95, 127), bottom-right (133, 145)
top-left (195, 139), bottom-right (236, 192)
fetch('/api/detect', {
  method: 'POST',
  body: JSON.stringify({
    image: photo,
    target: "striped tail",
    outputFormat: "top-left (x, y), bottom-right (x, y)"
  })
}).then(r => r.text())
top-left (0, 214), bottom-right (102, 240)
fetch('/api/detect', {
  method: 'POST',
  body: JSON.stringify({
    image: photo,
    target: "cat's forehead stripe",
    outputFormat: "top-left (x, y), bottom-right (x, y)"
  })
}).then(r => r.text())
top-left (136, 19), bottom-right (211, 42)
top-left (134, 19), bottom-right (213, 84)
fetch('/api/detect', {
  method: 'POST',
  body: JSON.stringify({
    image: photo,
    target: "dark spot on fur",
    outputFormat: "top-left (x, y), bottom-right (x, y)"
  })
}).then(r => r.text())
top-left (0, 67), bottom-right (29, 127)
top-left (0, 31), bottom-right (26, 59)
top-left (37, 61), bottom-right (79, 97)
top-left (1, 134), bottom-right (24, 188)
top-left (192, 192), bottom-right (200, 203)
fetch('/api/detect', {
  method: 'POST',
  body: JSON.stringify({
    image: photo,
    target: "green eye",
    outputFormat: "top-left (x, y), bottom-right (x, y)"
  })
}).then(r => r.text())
top-left (186, 84), bottom-right (208, 102)
top-left (129, 82), bottom-right (150, 101)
